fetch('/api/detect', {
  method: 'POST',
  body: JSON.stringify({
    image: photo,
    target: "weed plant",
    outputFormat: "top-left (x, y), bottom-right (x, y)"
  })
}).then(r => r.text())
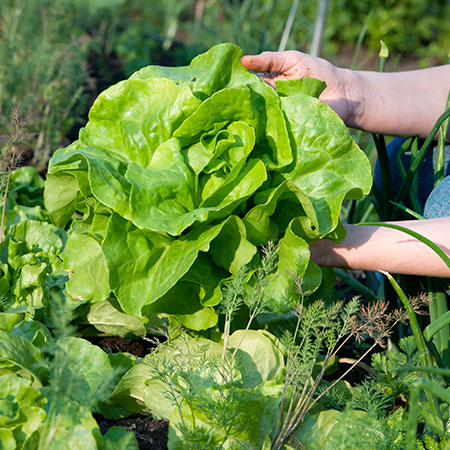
top-left (0, 107), bottom-right (33, 242)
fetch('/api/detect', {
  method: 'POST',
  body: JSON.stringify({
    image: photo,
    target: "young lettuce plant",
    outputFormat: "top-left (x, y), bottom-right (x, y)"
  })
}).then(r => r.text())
top-left (130, 327), bottom-right (284, 449)
top-left (0, 165), bottom-right (70, 325)
top-left (0, 293), bottom-right (139, 449)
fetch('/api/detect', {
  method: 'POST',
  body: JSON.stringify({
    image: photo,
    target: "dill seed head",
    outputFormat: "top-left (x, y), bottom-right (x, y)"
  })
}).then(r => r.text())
top-left (0, 106), bottom-right (35, 176)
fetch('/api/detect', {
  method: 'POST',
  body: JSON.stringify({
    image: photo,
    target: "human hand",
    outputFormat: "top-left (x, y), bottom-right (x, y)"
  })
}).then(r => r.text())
top-left (241, 51), bottom-right (357, 125)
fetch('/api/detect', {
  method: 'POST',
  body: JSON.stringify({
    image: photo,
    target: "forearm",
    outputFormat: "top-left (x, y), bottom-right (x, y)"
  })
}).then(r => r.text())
top-left (341, 65), bottom-right (450, 138)
top-left (310, 218), bottom-right (450, 277)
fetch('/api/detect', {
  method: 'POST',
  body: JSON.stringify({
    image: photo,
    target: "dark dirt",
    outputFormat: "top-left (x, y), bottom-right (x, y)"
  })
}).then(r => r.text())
top-left (88, 335), bottom-right (155, 358)
top-left (96, 414), bottom-right (169, 450)
top-left (90, 336), bottom-right (169, 449)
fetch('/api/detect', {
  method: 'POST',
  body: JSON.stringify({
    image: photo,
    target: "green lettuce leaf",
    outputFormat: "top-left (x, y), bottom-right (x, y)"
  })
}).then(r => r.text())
top-left (0, 373), bottom-right (46, 447)
top-left (0, 218), bottom-right (67, 315)
top-left (280, 93), bottom-right (372, 234)
top-left (87, 301), bottom-right (146, 337)
top-left (63, 232), bottom-right (110, 303)
top-left (0, 331), bottom-right (47, 382)
top-left (44, 43), bottom-right (372, 325)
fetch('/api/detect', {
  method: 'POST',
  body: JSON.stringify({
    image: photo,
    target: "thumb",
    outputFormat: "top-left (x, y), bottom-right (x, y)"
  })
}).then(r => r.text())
top-left (241, 52), bottom-right (286, 73)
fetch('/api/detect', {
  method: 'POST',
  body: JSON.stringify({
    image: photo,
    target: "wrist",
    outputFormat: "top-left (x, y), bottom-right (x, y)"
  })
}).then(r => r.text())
top-left (338, 68), bottom-right (367, 130)
top-left (310, 224), bottom-right (363, 270)
top-left (309, 237), bottom-right (348, 269)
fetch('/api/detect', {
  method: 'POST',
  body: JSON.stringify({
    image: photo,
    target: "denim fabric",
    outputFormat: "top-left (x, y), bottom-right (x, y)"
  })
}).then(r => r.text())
top-left (373, 137), bottom-right (450, 217)
top-left (424, 175), bottom-right (450, 218)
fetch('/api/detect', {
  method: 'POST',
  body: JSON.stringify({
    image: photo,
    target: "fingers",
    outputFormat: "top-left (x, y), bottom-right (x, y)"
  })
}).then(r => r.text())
top-left (240, 52), bottom-right (287, 73)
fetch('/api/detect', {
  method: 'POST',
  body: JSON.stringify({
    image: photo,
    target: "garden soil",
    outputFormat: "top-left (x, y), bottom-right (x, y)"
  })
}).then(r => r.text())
top-left (91, 337), bottom-right (169, 450)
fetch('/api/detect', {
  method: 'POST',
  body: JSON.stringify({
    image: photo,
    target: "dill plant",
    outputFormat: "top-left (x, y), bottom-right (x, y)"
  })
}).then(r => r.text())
top-left (222, 241), bottom-right (278, 365)
top-left (271, 294), bottom-right (407, 449)
top-left (219, 265), bottom-right (248, 382)
top-left (36, 295), bottom-right (96, 448)
top-left (30, 293), bottom-right (137, 449)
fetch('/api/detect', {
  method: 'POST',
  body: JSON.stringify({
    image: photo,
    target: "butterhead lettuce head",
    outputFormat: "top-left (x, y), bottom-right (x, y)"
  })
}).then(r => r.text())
top-left (44, 44), bottom-right (372, 330)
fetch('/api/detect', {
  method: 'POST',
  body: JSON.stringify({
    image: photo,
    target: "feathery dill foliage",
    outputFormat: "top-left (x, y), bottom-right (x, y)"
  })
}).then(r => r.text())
top-left (175, 422), bottom-right (255, 450)
top-left (348, 378), bottom-right (393, 414)
top-left (247, 240), bottom-right (279, 314)
top-left (323, 406), bottom-right (408, 450)
top-left (271, 296), bottom-right (406, 450)
top-left (0, 106), bottom-right (34, 242)
top-left (220, 264), bottom-right (248, 320)
top-left (219, 242), bottom-right (278, 381)
top-left (318, 378), bottom-right (409, 449)
top-left (38, 295), bottom-right (84, 447)
top-left (219, 264), bottom-right (248, 378)
top-left (316, 384), bottom-right (348, 411)
top-left (174, 423), bottom-right (223, 450)
top-left (372, 335), bottom-right (421, 400)
top-left (220, 240), bottom-right (278, 321)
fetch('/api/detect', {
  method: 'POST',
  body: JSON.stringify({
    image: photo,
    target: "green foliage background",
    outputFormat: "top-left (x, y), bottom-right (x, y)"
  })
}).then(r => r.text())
top-left (0, 0), bottom-right (448, 170)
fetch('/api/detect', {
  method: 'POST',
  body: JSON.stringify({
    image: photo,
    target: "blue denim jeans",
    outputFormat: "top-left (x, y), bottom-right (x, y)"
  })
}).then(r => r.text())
top-left (424, 175), bottom-right (450, 218)
top-left (373, 137), bottom-right (450, 219)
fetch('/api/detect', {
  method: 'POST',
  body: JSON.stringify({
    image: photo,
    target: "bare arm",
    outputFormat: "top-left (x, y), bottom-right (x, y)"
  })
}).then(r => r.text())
top-left (347, 66), bottom-right (450, 138)
top-left (241, 52), bottom-right (450, 138)
top-left (309, 218), bottom-right (450, 278)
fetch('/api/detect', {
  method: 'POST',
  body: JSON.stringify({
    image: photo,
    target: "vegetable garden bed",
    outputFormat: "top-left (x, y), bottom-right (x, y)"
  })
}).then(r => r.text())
top-left (1, 43), bottom-right (447, 450)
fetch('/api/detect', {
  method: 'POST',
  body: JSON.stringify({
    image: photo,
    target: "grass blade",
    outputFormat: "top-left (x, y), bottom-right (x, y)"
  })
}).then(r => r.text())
top-left (406, 387), bottom-right (419, 450)
top-left (372, 133), bottom-right (393, 220)
top-left (396, 365), bottom-right (450, 376)
top-left (435, 89), bottom-right (450, 185)
top-left (380, 271), bottom-right (429, 364)
top-left (389, 201), bottom-right (425, 220)
top-left (424, 309), bottom-right (450, 342)
top-left (382, 271), bottom-right (444, 432)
